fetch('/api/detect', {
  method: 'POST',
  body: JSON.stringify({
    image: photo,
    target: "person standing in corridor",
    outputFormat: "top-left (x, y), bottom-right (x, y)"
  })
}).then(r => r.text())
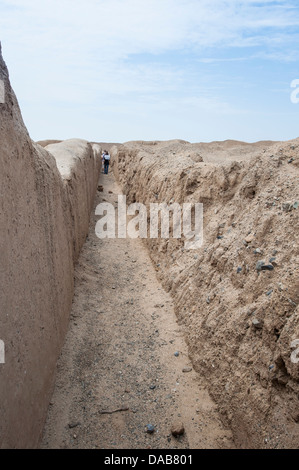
top-left (103, 150), bottom-right (110, 174)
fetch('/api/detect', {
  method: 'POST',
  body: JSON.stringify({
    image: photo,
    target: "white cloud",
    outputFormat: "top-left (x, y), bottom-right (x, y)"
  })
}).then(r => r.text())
top-left (2, 0), bottom-right (299, 57)
top-left (0, 0), bottom-right (298, 141)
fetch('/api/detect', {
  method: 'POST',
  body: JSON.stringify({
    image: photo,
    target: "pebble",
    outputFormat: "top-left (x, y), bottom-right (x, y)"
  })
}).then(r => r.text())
top-left (256, 261), bottom-right (274, 272)
top-left (68, 422), bottom-right (80, 429)
top-left (182, 367), bottom-right (193, 373)
top-left (171, 422), bottom-right (185, 437)
top-left (174, 351), bottom-right (180, 357)
top-left (282, 202), bottom-right (293, 212)
top-left (146, 424), bottom-right (155, 434)
top-left (245, 233), bottom-right (255, 243)
top-left (261, 264), bottom-right (274, 271)
top-left (252, 318), bottom-right (263, 329)
top-left (237, 267), bottom-right (242, 273)
top-left (256, 260), bottom-right (265, 271)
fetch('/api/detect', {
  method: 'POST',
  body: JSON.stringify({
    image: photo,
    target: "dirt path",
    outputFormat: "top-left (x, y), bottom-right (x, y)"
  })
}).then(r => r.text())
top-left (41, 171), bottom-right (235, 449)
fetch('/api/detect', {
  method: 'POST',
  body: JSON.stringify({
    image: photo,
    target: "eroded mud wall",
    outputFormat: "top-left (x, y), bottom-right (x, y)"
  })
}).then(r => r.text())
top-left (0, 45), bottom-right (101, 448)
top-left (111, 140), bottom-right (299, 448)
top-left (46, 139), bottom-right (101, 261)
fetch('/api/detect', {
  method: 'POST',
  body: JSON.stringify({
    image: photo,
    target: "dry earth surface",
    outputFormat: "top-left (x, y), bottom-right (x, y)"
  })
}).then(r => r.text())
top-left (41, 170), bottom-right (234, 449)
top-left (40, 137), bottom-right (299, 450)
top-left (110, 138), bottom-right (299, 449)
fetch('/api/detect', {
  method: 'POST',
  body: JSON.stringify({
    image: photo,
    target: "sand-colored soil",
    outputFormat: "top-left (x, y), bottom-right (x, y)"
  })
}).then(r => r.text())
top-left (110, 138), bottom-right (299, 448)
top-left (41, 172), bottom-right (234, 449)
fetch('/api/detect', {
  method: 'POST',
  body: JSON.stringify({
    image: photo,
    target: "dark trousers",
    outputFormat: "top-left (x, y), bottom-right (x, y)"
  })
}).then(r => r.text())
top-left (104, 162), bottom-right (109, 174)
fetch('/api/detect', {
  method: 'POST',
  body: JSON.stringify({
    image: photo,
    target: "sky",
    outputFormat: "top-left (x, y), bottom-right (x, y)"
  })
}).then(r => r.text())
top-left (0, 0), bottom-right (299, 143)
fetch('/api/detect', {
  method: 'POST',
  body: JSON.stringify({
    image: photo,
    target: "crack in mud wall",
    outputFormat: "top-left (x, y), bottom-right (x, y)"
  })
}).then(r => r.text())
top-left (0, 45), bottom-right (101, 448)
top-left (111, 140), bottom-right (299, 449)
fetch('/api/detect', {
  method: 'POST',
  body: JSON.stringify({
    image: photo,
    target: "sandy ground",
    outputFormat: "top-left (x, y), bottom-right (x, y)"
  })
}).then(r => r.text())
top-left (41, 169), bottom-right (234, 449)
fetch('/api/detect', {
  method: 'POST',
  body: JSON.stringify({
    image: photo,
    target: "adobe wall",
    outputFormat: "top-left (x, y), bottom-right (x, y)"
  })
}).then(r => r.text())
top-left (0, 45), bottom-right (101, 448)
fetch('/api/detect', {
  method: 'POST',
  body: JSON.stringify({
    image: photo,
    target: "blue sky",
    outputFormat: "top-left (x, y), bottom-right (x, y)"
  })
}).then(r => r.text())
top-left (0, 0), bottom-right (298, 143)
